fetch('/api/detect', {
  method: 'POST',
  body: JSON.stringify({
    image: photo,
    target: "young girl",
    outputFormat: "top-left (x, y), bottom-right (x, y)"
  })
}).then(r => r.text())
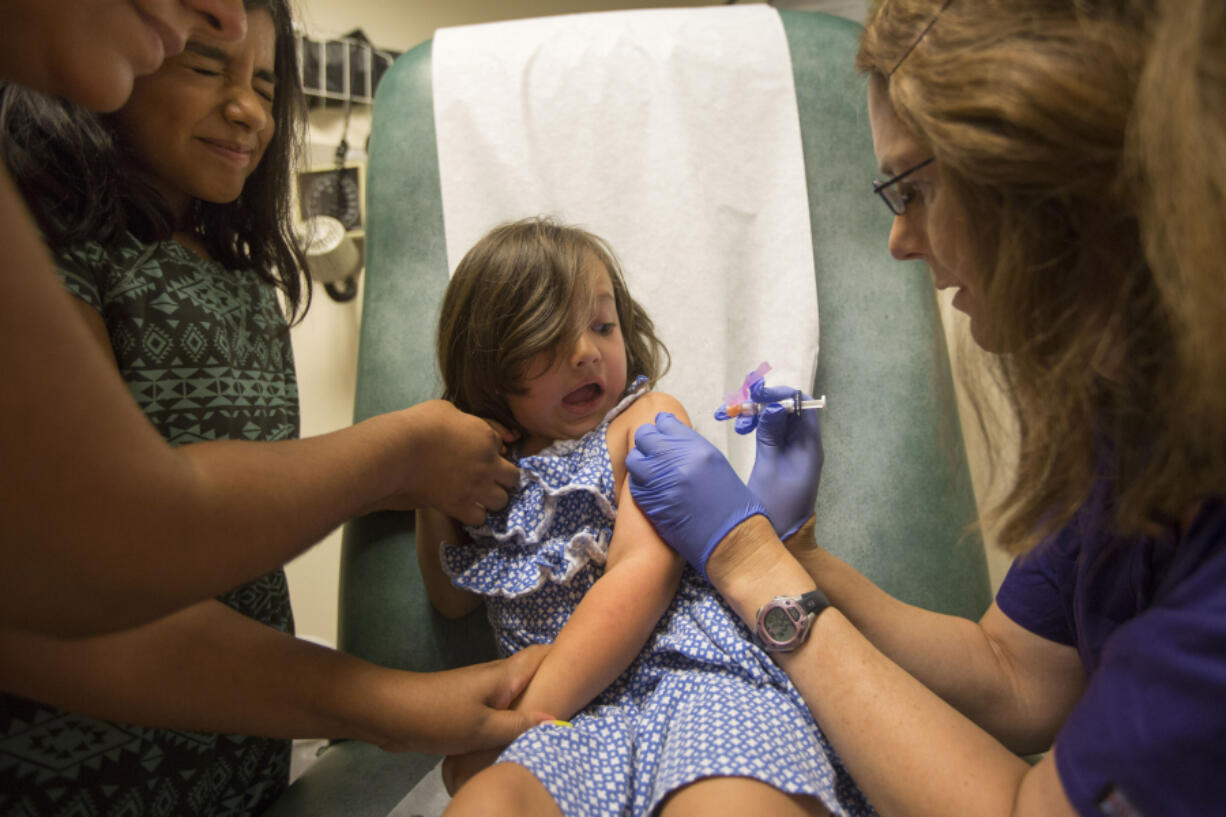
top-left (417, 218), bottom-right (874, 817)
top-left (0, 5), bottom-right (540, 816)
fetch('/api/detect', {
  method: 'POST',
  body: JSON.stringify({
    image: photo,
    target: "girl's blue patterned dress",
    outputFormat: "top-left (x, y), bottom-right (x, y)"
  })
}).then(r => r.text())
top-left (441, 384), bottom-right (874, 817)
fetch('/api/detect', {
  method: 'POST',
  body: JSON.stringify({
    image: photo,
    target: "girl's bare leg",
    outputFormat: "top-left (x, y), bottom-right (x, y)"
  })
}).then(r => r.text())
top-left (443, 761), bottom-right (564, 817)
top-left (659, 776), bottom-right (831, 817)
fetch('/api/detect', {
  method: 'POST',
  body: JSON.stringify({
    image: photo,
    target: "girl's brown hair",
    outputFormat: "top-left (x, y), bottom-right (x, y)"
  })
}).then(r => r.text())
top-left (857, 0), bottom-right (1222, 553)
top-left (437, 217), bottom-right (669, 434)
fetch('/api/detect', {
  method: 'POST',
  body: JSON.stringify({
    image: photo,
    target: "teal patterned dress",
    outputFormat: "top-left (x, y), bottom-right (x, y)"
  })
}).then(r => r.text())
top-left (0, 235), bottom-right (299, 817)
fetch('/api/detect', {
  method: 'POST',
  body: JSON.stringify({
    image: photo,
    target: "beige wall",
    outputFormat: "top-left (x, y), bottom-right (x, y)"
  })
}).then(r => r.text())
top-left (284, 0), bottom-right (1013, 648)
top-left (296, 0), bottom-right (741, 55)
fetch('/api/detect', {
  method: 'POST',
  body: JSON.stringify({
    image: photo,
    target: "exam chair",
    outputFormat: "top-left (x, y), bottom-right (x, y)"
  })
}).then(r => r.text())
top-left (266, 10), bottom-right (990, 816)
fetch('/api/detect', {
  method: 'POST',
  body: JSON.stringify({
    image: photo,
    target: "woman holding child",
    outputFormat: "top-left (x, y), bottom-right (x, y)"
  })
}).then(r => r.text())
top-left (0, 1), bottom-right (541, 813)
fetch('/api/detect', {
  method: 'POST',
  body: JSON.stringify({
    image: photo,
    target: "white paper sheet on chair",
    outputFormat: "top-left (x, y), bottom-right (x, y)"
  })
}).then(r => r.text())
top-left (433, 6), bottom-right (818, 477)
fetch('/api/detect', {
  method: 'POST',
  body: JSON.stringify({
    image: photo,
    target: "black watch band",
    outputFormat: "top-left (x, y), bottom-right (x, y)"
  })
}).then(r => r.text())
top-left (798, 588), bottom-right (829, 616)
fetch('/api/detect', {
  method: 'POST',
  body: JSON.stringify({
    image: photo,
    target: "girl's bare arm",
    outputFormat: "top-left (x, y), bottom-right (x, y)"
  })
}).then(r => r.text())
top-left (511, 392), bottom-right (688, 720)
top-left (416, 508), bottom-right (484, 619)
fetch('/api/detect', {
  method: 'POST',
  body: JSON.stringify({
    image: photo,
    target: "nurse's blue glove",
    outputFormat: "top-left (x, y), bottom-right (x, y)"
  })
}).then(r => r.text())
top-left (738, 379), bottom-right (823, 541)
top-left (626, 412), bottom-right (767, 577)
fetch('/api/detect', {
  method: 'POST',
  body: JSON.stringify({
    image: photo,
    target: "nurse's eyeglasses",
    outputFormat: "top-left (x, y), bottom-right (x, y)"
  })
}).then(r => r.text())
top-left (871, 156), bottom-right (935, 216)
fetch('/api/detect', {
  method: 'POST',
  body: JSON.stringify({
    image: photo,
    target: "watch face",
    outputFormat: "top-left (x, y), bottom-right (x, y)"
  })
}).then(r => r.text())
top-left (762, 606), bottom-right (796, 641)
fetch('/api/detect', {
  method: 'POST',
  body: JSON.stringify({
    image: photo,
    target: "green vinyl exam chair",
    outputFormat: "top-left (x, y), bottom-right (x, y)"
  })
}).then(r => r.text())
top-left (266, 9), bottom-right (991, 816)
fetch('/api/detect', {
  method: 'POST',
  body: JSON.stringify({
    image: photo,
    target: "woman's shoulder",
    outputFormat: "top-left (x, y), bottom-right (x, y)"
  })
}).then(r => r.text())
top-left (54, 233), bottom-right (148, 311)
top-left (56, 231), bottom-right (160, 272)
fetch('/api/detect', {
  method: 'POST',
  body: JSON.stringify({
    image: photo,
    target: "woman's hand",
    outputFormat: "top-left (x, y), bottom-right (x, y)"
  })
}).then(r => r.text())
top-left (377, 400), bottom-right (520, 525)
top-left (739, 379), bottom-right (824, 540)
top-left (625, 412), bottom-right (767, 576)
top-left (372, 645), bottom-right (553, 755)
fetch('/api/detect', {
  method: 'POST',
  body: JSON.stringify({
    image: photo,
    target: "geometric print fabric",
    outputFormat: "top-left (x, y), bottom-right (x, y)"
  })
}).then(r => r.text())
top-left (0, 234), bottom-right (298, 817)
top-left (57, 235), bottom-right (299, 446)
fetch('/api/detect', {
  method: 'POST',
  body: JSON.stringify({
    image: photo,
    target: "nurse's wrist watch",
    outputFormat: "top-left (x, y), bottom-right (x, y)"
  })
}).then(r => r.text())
top-left (754, 589), bottom-right (830, 652)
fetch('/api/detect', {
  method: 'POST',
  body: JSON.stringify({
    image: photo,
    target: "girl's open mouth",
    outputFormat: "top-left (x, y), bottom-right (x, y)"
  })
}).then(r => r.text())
top-left (562, 382), bottom-right (604, 410)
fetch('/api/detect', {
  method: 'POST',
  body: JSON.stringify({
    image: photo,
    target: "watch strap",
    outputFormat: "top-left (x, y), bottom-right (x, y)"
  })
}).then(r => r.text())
top-left (799, 588), bottom-right (830, 617)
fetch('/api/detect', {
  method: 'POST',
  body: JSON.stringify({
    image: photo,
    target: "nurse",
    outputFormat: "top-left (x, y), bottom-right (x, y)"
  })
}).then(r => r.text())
top-left (626, 1), bottom-right (1226, 816)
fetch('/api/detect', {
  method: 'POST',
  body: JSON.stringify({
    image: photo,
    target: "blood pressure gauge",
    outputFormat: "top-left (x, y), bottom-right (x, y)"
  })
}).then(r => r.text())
top-left (297, 166), bottom-right (362, 232)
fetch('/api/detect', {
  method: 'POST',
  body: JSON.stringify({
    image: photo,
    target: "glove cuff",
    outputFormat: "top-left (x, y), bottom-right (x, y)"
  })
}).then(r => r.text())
top-left (778, 513), bottom-right (815, 543)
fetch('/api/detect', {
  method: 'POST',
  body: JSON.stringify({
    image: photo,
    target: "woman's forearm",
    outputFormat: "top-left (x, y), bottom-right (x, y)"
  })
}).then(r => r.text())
top-left (782, 607), bottom-right (1069, 817)
top-left (708, 517), bottom-right (1076, 817)
top-left (793, 545), bottom-right (1024, 728)
top-left (46, 414), bottom-right (412, 636)
top-left (3, 163), bottom-right (513, 639)
top-left (1, 168), bottom-right (413, 638)
top-left (777, 533), bottom-right (1079, 753)
top-left (0, 600), bottom-right (404, 743)
top-left (0, 599), bottom-right (547, 756)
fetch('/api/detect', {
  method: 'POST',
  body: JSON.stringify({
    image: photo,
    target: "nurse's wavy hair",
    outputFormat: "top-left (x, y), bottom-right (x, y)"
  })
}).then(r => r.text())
top-left (0, 0), bottom-right (310, 321)
top-left (858, 0), bottom-right (1223, 554)
top-left (1126, 0), bottom-right (1226, 532)
top-left (437, 217), bottom-right (670, 437)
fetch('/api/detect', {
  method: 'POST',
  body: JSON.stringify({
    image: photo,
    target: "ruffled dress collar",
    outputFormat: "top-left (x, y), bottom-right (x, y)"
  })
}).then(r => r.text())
top-left (440, 376), bottom-right (649, 597)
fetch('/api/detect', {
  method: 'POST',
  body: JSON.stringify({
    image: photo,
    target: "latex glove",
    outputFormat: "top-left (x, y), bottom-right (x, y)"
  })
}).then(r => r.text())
top-left (626, 412), bottom-right (767, 576)
top-left (738, 379), bottom-right (823, 540)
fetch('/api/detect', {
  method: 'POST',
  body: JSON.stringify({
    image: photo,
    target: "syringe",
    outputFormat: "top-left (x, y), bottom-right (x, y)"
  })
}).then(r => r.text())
top-left (718, 391), bottom-right (827, 419)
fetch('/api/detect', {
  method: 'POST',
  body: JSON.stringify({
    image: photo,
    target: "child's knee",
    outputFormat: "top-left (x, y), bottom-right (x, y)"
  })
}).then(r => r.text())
top-left (443, 762), bottom-right (562, 817)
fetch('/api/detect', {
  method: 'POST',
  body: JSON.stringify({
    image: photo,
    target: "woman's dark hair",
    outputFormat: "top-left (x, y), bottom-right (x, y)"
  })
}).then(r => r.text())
top-left (0, 0), bottom-right (310, 321)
